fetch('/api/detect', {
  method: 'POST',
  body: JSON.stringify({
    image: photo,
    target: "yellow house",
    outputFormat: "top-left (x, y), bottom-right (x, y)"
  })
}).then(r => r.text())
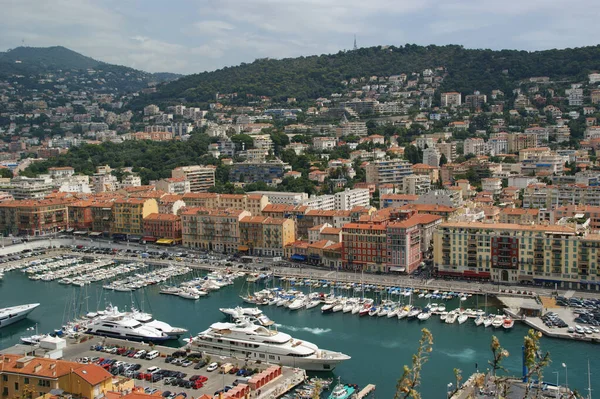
top-left (0, 354), bottom-right (115, 399)
top-left (112, 198), bottom-right (158, 236)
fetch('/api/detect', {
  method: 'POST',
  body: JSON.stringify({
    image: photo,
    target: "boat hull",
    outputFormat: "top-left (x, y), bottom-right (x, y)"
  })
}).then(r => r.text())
top-left (85, 329), bottom-right (171, 342)
top-left (0, 304), bottom-right (40, 329)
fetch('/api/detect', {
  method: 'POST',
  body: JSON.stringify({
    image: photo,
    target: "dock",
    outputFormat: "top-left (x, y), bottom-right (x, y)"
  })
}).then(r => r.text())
top-left (355, 384), bottom-right (376, 398)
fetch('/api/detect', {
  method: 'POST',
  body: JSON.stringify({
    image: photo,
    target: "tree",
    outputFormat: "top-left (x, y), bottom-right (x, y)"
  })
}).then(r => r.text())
top-left (0, 169), bottom-right (13, 179)
top-left (522, 329), bottom-right (551, 398)
top-left (403, 145), bottom-right (423, 164)
top-left (231, 134), bottom-right (254, 151)
top-left (439, 153), bottom-right (448, 166)
top-left (394, 328), bottom-right (433, 399)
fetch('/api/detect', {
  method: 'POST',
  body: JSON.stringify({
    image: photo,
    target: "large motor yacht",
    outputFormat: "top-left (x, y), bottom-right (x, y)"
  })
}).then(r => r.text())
top-left (85, 317), bottom-right (170, 342)
top-left (186, 318), bottom-right (350, 371)
top-left (130, 308), bottom-right (187, 337)
top-left (0, 303), bottom-right (40, 328)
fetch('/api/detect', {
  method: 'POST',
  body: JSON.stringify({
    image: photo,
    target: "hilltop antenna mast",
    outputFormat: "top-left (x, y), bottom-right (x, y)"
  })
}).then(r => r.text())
top-left (353, 35), bottom-right (357, 51)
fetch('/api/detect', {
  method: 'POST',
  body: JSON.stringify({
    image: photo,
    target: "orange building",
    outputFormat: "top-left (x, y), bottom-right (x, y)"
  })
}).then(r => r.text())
top-left (143, 213), bottom-right (182, 242)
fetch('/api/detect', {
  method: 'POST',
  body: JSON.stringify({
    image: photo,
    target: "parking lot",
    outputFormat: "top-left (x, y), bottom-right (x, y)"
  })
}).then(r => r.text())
top-left (61, 338), bottom-right (292, 398)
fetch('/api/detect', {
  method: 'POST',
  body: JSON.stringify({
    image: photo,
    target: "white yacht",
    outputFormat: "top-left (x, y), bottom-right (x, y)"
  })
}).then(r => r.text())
top-left (85, 317), bottom-right (170, 342)
top-left (187, 319), bottom-right (350, 371)
top-left (0, 303), bottom-right (40, 328)
top-left (130, 309), bottom-right (188, 337)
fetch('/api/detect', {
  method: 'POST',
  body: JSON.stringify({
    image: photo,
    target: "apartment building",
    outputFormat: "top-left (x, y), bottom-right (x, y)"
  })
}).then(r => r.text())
top-left (465, 91), bottom-right (487, 109)
top-left (508, 133), bottom-right (538, 153)
top-left (248, 191), bottom-right (308, 206)
top-left (230, 160), bottom-right (291, 184)
top-left (112, 198), bottom-right (158, 237)
top-left (440, 92), bottom-right (462, 107)
top-left (239, 216), bottom-right (295, 257)
top-left (90, 202), bottom-right (114, 234)
top-left (0, 176), bottom-right (54, 200)
top-left (365, 159), bottom-right (413, 188)
top-left (523, 184), bottom-right (600, 208)
top-left (422, 147), bottom-right (440, 167)
top-left (16, 199), bottom-right (73, 235)
top-left (380, 194), bottom-right (419, 208)
top-left (181, 208), bottom-right (251, 253)
top-left (0, 354), bottom-right (116, 399)
top-left (155, 177), bottom-right (191, 194)
top-left (334, 188), bottom-right (370, 210)
top-left (303, 194), bottom-right (335, 210)
top-left (403, 175), bottom-right (431, 195)
top-left (554, 205), bottom-right (600, 231)
top-left (433, 221), bottom-right (600, 290)
top-left (464, 138), bottom-right (487, 156)
top-left (171, 165), bottom-right (216, 193)
top-left (67, 200), bottom-right (94, 231)
top-left (481, 178), bottom-right (502, 195)
top-left (143, 213), bottom-right (182, 241)
top-left (342, 222), bottom-right (388, 272)
top-left (498, 208), bottom-right (539, 224)
top-left (435, 142), bottom-right (457, 162)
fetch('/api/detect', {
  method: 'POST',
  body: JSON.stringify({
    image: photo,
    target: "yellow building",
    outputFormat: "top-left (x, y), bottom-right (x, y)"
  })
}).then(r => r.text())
top-left (112, 198), bottom-right (158, 236)
top-left (240, 216), bottom-right (296, 257)
top-left (0, 354), bottom-right (115, 399)
top-left (181, 207), bottom-right (251, 253)
top-left (433, 221), bottom-right (600, 290)
top-left (181, 193), bottom-right (268, 216)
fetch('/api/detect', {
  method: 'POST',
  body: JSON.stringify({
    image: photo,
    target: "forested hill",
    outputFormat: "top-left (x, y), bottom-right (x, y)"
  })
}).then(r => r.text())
top-left (0, 46), bottom-right (181, 90)
top-left (141, 44), bottom-right (600, 105)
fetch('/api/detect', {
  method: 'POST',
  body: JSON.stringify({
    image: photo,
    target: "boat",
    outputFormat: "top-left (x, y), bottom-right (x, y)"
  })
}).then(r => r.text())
top-left (0, 303), bottom-right (40, 328)
top-left (474, 315), bottom-right (484, 326)
top-left (398, 306), bottom-right (411, 320)
top-left (457, 313), bottom-right (469, 324)
top-left (407, 307), bottom-right (422, 319)
top-left (306, 299), bottom-right (321, 310)
top-left (503, 317), bottom-right (514, 329)
top-left (187, 318), bottom-right (350, 371)
top-left (85, 317), bottom-right (171, 342)
top-left (491, 315), bottom-right (505, 328)
top-left (332, 301), bottom-right (344, 313)
top-left (358, 304), bottom-right (370, 317)
top-left (437, 304), bottom-right (446, 312)
top-left (439, 311), bottom-right (448, 321)
top-left (445, 310), bottom-right (458, 324)
top-left (417, 311), bottom-right (431, 321)
top-left (483, 316), bottom-right (494, 328)
top-left (130, 308), bottom-right (188, 337)
top-left (321, 300), bottom-right (337, 314)
top-left (289, 296), bottom-right (307, 311)
top-left (328, 378), bottom-right (357, 399)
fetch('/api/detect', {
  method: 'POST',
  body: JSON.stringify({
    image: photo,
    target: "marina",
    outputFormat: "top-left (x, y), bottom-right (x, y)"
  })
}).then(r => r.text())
top-left (0, 249), bottom-right (599, 397)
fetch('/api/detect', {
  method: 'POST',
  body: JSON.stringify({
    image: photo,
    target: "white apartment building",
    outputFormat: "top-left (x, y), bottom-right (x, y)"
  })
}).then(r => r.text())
top-left (252, 135), bottom-right (274, 150)
top-left (334, 188), bottom-right (370, 210)
top-left (481, 178), bottom-right (502, 195)
top-left (303, 194), bottom-right (335, 210)
top-left (487, 135), bottom-right (508, 155)
top-left (464, 138), bottom-right (487, 156)
top-left (422, 147), bottom-right (440, 167)
top-left (403, 175), bottom-right (431, 195)
top-left (120, 174), bottom-right (141, 188)
top-left (172, 165), bottom-right (216, 193)
top-left (0, 176), bottom-right (55, 200)
top-left (156, 177), bottom-right (191, 194)
top-left (312, 137), bottom-right (337, 151)
top-left (440, 92), bottom-right (461, 107)
top-left (415, 137), bottom-right (435, 150)
top-left (365, 159), bottom-right (414, 188)
top-left (248, 191), bottom-right (308, 205)
top-left (91, 173), bottom-right (118, 193)
top-left (435, 142), bottom-right (456, 162)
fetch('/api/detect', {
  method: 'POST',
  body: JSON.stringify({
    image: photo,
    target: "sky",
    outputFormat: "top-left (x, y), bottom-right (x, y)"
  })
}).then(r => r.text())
top-left (1, 0), bottom-right (599, 75)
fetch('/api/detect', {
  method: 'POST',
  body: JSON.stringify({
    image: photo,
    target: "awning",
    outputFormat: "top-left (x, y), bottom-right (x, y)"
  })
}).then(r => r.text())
top-left (291, 254), bottom-right (307, 261)
top-left (66, 228), bottom-right (74, 233)
top-left (89, 232), bottom-right (102, 237)
top-left (142, 236), bottom-right (157, 242)
top-left (73, 231), bottom-right (88, 235)
top-left (437, 270), bottom-right (463, 277)
top-left (156, 238), bottom-right (174, 245)
top-left (309, 254), bottom-right (320, 259)
top-left (129, 235), bottom-right (142, 242)
top-left (238, 245), bottom-right (249, 251)
top-left (389, 267), bottom-right (406, 272)
top-left (519, 274), bottom-right (534, 281)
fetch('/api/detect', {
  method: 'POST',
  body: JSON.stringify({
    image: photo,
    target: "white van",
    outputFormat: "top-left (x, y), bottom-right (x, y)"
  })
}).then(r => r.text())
top-left (133, 350), bottom-right (146, 359)
top-left (146, 350), bottom-right (159, 360)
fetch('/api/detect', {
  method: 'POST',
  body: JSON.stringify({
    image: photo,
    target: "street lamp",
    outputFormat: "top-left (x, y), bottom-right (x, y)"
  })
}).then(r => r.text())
top-left (447, 382), bottom-right (453, 398)
top-left (562, 363), bottom-right (568, 390)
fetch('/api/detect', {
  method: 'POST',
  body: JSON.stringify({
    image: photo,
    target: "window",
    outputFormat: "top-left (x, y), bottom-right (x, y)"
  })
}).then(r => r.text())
top-left (3, 387), bottom-right (7, 396)
top-left (1, 376), bottom-right (6, 382)
top-left (14, 383), bottom-right (18, 391)
top-left (24, 378), bottom-right (29, 385)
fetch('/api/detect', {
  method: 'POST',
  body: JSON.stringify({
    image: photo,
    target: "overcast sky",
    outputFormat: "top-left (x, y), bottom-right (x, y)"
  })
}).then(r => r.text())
top-left (1, 0), bottom-right (599, 75)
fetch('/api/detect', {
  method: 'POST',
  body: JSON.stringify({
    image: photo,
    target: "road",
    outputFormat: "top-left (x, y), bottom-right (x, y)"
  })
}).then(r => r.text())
top-left (2, 237), bottom-right (600, 300)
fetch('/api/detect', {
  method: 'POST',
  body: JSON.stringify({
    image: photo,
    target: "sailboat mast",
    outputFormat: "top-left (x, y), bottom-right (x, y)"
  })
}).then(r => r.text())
top-left (587, 359), bottom-right (592, 399)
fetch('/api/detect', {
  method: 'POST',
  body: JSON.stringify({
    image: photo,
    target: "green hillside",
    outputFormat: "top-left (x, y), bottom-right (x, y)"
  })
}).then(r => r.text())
top-left (141, 44), bottom-right (600, 105)
top-left (0, 46), bottom-right (181, 90)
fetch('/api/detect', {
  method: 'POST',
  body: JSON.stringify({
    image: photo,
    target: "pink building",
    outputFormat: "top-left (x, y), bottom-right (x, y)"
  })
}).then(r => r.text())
top-left (143, 213), bottom-right (182, 241)
top-left (386, 214), bottom-right (442, 273)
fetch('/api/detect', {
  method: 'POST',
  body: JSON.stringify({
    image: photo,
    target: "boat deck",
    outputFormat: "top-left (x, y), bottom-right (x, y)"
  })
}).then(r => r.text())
top-left (355, 384), bottom-right (376, 398)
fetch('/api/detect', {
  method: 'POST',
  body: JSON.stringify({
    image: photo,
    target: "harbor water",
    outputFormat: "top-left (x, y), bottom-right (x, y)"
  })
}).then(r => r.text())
top-left (0, 269), bottom-right (597, 398)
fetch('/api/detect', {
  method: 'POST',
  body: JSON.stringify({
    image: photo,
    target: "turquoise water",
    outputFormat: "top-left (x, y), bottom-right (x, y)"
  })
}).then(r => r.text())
top-left (0, 270), bottom-right (597, 398)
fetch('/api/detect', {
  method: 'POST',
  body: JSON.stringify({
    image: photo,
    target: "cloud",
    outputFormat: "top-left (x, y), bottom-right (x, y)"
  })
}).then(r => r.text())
top-left (0, 0), bottom-right (599, 74)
